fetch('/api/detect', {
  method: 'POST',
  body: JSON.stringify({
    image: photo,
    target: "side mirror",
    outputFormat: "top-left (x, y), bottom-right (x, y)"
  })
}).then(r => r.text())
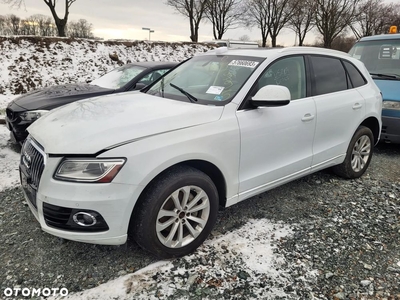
top-left (133, 82), bottom-right (147, 90)
top-left (250, 85), bottom-right (291, 107)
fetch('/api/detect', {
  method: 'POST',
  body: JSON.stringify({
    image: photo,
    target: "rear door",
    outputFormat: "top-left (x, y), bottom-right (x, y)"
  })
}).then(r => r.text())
top-left (309, 55), bottom-right (366, 167)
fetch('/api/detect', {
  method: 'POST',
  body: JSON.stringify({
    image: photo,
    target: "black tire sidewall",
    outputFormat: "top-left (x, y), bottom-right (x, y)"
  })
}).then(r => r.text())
top-left (342, 126), bottom-right (374, 178)
top-left (132, 166), bottom-right (219, 258)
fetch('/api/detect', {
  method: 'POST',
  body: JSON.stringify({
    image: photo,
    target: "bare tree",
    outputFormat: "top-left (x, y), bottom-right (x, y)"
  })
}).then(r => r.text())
top-left (268, 0), bottom-right (298, 47)
top-left (1, 0), bottom-right (77, 37)
top-left (166, 0), bottom-right (207, 42)
top-left (244, 0), bottom-right (298, 47)
top-left (33, 14), bottom-right (56, 36)
top-left (7, 14), bottom-right (21, 35)
top-left (0, 15), bottom-right (7, 35)
top-left (314, 0), bottom-right (361, 48)
top-left (331, 34), bottom-right (356, 52)
top-left (288, 0), bottom-right (316, 46)
top-left (67, 18), bottom-right (93, 38)
top-left (350, 0), bottom-right (393, 38)
top-left (383, 3), bottom-right (400, 34)
top-left (243, 0), bottom-right (270, 47)
top-left (204, 0), bottom-right (241, 39)
top-left (21, 15), bottom-right (39, 35)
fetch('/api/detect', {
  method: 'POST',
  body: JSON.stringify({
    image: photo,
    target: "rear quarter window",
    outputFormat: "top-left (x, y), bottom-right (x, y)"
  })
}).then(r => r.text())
top-left (343, 61), bottom-right (367, 88)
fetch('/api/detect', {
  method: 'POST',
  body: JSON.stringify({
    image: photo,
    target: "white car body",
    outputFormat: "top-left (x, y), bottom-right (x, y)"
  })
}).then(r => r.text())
top-left (21, 47), bottom-right (382, 256)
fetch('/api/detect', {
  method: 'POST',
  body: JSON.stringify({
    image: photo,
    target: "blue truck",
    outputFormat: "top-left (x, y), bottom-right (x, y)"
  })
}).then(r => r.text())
top-left (349, 26), bottom-right (400, 143)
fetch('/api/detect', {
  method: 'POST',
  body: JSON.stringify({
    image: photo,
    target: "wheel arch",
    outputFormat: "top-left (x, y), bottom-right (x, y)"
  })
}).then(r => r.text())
top-left (360, 117), bottom-right (380, 145)
top-left (130, 160), bottom-right (227, 226)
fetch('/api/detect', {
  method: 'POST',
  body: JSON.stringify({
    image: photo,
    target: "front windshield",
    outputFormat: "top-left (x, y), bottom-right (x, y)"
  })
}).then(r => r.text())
top-left (349, 39), bottom-right (400, 76)
top-left (147, 54), bottom-right (264, 104)
top-left (90, 64), bottom-right (146, 89)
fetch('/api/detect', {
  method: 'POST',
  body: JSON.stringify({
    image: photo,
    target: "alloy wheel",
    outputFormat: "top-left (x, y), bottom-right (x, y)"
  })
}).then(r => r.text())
top-left (351, 135), bottom-right (371, 172)
top-left (156, 185), bottom-right (210, 248)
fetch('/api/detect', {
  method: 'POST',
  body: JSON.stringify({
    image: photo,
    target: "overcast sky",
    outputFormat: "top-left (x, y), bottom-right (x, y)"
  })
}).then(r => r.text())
top-left (0, 0), bottom-right (306, 45)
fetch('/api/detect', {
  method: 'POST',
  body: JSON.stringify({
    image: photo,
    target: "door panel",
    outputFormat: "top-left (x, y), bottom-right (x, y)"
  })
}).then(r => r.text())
top-left (309, 55), bottom-right (366, 167)
top-left (237, 55), bottom-right (315, 197)
top-left (237, 99), bottom-right (316, 194)
top-left (311, 90), bottom-right (365, 166)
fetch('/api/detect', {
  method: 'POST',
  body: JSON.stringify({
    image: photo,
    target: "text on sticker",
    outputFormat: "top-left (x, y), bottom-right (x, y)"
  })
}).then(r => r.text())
top-left (228, 60), bottom-right (259, 68)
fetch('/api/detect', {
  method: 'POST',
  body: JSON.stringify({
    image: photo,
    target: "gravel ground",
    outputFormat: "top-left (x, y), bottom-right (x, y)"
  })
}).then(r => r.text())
top-left (0, 142), bottom-right (399, 299)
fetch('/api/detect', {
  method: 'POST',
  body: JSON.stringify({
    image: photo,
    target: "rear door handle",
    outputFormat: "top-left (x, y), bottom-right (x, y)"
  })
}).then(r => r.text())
top-left (353, 103), bottom-right (362, 110)
top-left (301, 113), bottom-right (315, 122)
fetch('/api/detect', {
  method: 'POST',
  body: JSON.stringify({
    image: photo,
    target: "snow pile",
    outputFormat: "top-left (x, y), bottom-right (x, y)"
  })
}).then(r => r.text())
top-left (0, 36), bottom-right (213, 96)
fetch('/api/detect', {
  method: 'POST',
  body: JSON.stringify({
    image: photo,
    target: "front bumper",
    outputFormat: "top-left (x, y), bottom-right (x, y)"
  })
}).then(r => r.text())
top-left (21, 156), bottom-right (140, 245)
top-left (5, 115), bottom-right (30, 143)
top-left (381, 115), bottom-right (400, 144)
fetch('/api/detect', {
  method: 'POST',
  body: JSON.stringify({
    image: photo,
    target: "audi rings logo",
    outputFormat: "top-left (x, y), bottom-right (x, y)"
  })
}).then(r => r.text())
top-left (22, 151), bottom-right (31, 169)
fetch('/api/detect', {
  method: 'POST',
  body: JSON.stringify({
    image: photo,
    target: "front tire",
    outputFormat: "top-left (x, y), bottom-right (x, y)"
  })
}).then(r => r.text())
top-left (131, 165), bottom-right (219, 258)
top-left (333, 126), bottom-right (374, 179)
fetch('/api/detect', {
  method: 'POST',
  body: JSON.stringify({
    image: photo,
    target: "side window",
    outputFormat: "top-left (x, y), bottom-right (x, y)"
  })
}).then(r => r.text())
top-left (343, 61), bottom-right (367, 88)
top-left (155, 68), bottom-right (170, 77)
top-left (310, 56), bottom-right (347, 95)
top-left (254, 56), bottom-right (306, 100)
top-left (138, 69), bottom-right (170, 85)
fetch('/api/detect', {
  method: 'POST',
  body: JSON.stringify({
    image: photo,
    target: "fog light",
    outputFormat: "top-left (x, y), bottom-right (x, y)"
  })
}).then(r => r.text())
top-left (73, 212), bottom-right (97, 227)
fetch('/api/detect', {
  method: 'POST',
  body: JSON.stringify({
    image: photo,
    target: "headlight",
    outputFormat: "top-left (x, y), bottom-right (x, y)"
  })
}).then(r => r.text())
top-left (54, 158), bottom-right (126, 183)
top-left (19, 110), bottom-right (50, 121)
top-left (382, 101), bottom-right (400, 110)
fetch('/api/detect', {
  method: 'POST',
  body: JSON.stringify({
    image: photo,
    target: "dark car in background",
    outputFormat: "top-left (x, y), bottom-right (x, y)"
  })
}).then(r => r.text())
top-left (5, 61), bottom-right (177, 143)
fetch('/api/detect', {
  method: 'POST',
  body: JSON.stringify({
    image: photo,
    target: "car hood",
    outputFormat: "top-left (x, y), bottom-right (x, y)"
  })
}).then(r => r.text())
top-left (11, 83), bottom-right (112, 111)
top-left (373, 79), bottom-right (400, 102)
top-left (28, 92), bottom-right (224, 154)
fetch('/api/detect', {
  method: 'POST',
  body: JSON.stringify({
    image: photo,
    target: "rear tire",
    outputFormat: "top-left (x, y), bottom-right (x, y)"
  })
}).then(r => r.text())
top-left (332, 126), bottom-right (374, 179)
top-left (131, 165), bottom-right (219, 258)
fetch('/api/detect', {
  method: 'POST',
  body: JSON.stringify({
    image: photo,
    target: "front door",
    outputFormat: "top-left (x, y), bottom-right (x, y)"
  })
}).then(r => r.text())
top-left (236, 56), bottom-right (316, 201)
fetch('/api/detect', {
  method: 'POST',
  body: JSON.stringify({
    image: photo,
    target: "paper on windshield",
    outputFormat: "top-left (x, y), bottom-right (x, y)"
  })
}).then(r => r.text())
top-left (206, 86), bottom-right (225, 95)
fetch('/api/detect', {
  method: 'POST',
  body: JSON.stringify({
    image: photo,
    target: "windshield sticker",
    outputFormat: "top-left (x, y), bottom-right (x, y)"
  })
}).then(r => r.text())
top-left (214, 95), bottom-right (223, 101)
top-left (206, 86), bottom-right (225, 95)
top-left (228, 60), bottom-right (259, 68)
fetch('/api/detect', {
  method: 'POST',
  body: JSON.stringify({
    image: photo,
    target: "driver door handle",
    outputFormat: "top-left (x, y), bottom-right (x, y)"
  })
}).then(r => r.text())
top-left (353, 103), bottom-right (362, 110)
top-left (301, 113), bottom-right (315, 122)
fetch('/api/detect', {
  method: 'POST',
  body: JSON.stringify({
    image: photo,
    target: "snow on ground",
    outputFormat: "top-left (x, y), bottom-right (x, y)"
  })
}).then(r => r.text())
top-left (0, 124), bottom-right (20, 190)
top-left (55, 220), bottom-right (316, 300)
top-left (0, 37), bottom-right (318, 299)
top-left (0, 94), bottom-right (14, 110)
top-left (0, 128), bottom-right (19, 190)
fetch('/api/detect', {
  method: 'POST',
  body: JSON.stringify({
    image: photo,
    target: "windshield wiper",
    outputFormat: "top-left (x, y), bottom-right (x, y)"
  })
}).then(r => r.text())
top-left (370, 72), bottom-right (400, 79)
top-left (170, 83), bottom-right (198, 102)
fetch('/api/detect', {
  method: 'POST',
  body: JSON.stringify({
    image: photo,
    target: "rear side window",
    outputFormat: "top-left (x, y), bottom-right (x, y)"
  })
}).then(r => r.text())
top-left (310, 56), bottom-right (347, 96)
top-left (343, 61), bottom-right (367, 88)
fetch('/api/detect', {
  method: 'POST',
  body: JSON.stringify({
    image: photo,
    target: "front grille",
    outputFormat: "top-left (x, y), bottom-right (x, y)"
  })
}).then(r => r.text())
top-left (21, 137), bottom-right (45, 189)
top-left (20, 137), bottom-right (45, 209)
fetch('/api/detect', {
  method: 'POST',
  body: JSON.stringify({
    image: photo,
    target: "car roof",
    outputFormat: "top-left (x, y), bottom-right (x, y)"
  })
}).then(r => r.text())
top-left (128, 61), bottom-right (178, 69)
top-left (203, 46), bottom-right (351, 59)
top-left (358, 33), bottom-right (400, 41)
